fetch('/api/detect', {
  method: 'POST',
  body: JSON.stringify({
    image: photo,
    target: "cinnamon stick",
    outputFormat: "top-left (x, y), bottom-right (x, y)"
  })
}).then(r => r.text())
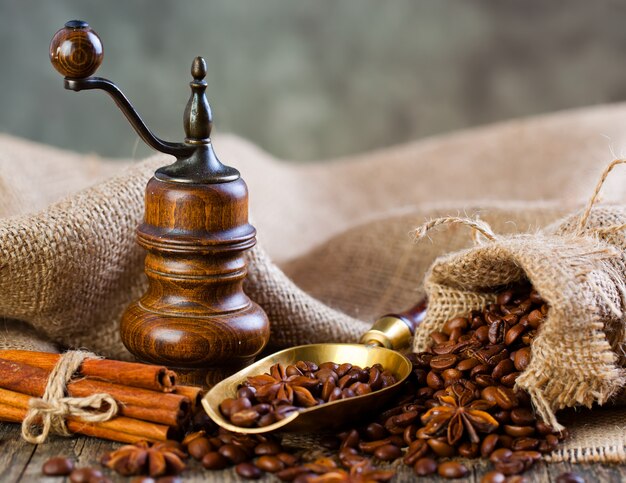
top-left (173, 385), bottom-right (205, 413)
top-left (0, 388), bottom-right (174, 443)
top-left (0, 359), bottom-right (190, 426)
top-left (0, 350), bottom-right (176, 392)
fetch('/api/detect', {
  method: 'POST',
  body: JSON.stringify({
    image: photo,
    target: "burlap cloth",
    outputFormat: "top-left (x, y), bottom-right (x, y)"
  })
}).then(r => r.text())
top-left (1, 103), bottom-right (625, 463)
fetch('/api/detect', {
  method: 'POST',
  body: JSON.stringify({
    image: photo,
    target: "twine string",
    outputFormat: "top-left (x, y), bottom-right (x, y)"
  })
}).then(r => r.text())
top-left (413, 216), bottom-right (498, 244)
top-left (21, 350), bottom-right (118, 444)
top-left (576, 158), bottom-right (626, 236)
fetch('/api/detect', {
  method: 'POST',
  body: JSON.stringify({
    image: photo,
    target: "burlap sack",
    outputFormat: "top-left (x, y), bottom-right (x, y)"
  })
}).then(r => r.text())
top-left (1, 103), bottom-right (626, 462)
top-left (414, 199), bottom-right (626, 428)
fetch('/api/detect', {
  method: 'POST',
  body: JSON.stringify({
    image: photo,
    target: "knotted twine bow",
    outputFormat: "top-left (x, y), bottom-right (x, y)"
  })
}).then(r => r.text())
top-left (21, 350), bottom-right (118, 444)
top-left (414, 158), bottom-right (626, 243)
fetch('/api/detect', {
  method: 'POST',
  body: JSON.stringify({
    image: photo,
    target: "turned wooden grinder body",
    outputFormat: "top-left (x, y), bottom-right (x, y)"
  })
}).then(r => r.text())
top-left (123, 175), bottom-right (269, 371)
top-left (49, 21), bottom-right (270, 382)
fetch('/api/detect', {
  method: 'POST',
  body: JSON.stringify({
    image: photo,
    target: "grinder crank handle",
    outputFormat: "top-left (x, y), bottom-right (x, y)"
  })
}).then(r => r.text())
top-left (49, 20), bottom-right (195, 159)
top-left (359, 298), bottom-right (428, 350)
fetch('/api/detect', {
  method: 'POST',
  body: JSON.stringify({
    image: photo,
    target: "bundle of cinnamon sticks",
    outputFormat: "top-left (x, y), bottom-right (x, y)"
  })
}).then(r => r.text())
top-left (0, 350), bottom-right (205, 444)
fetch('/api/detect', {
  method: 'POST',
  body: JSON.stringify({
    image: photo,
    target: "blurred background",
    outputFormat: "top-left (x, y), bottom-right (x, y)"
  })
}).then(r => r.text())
top-left (1, 0), bottom-right (626, 161)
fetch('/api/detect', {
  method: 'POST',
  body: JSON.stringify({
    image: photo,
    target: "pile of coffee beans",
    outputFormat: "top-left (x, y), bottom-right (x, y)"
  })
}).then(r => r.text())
top-left (219, 361), bottom-right (398, 428)
top-left (96, 285), bottom-right (573, 481)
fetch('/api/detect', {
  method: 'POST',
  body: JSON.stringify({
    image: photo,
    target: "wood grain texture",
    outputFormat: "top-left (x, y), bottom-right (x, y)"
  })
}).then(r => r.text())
top-left (49, 22), bottom-right (103, 78)
top-left (120, 177), bottom-right (270, 377)
top-left (0, 423), bottom-right (624, 482)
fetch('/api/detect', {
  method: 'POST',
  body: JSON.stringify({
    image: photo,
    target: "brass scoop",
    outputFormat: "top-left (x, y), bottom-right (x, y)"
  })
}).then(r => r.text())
top-left (201, 301), bottom-right (426, 434)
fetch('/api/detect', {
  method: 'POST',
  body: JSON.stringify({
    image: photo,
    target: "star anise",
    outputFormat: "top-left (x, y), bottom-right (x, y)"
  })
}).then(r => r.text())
top-left (247, 363), bottom-right (319, 407)
top-left (419, 385), bottom-right (499, 445)
top-left (101, 440), bottom-right (187, 477)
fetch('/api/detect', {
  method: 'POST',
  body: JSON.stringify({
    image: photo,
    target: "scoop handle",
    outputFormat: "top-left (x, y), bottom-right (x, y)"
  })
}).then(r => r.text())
top-left (359, 299), bottom-right (427, 350)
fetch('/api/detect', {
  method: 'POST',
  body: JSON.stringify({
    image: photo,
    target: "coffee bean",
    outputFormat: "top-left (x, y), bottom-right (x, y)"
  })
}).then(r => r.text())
top-left (274, 405), bottom-right (298, 420)
top-left (202, 451), bottom-right (229, 470)
top-left (474, 374), bottom-right (496, 387)
top-left (276, 467), bottom-right (309, 481)
top-left (219, 444), bottom-right (248, 464)
top-left (499, 434), bottom-right (514, 449)
top-left (529, 290), bottom-right (543, 304)
top-left (362, 422), bottom-right (386, 441)
top-left (511, 437), bottom-right (539, 451)
top-left (488, 320), bottom-right (507, 344)
top-left (432, 340), bottom-right (458, 355)
top-left (42, 457), bottom-right (74, 476)
top-left (481, 471), bottom-right (506, 483)
top-left (254, 441), bottom-right (282, 456)
top-left (237, 387), bottom-right (256, 399)
top-left (474, 325), bottom-right (490, 343)
top-left (426, 371), bottom-right (444, 390)
top-left (493, 386), bottom-right (518, 410)
top-left (527, 309), bottom-right (544, 328)
top-left (512, 450), bottom-right (542, 463)
top-left (373, 444), bottom-right (401, 461)
top-left (480, 433), bottom-right (499, 457)
top-left (443, 317), bottom-right (469, 334)
top-left (231, 409), bottom-right (259, 427)
top-left (188, 436), bottom-right (212, 460)
top-left (235, 462), bottom-right (262, 479)
top-left (457, 357), bottom-right (480, 371)
top-left (505, 323), bottom-right (526, 345)
top-left (437, 461), bottom-right (468, 478)
top-left (431, 331), bottom-right (448, 344)
top-left (391, 410), bottom-right (418, 428)
top-left (490, 448), bottom-right (513, 464)
top-left (69, 468), bottom-right (103, 483)
top-left (255, 455), bottom-right (284, 473)
top-left (493, 409), bottom-right (511, 424)
top-left (556, 471), bottom-right (586, 483)
top-left (414, 457), bottom-right (437, 476)
top-left (339, 447), bottom-right (369, 468)
top-left (403, 439), bottom-right (429, 465)
top-left (230, 397), bottom-right (252, 415)
top-left (492, 358), bottom-right (515, 380)
top-left (510, 408), bottom-right (535, 426)
top-left (359, 438), bottom-right (392, 454)
top-left (458, 442), bottom-right (479, 458)
top-left (318, 361), bottom-right (339, 371)
top-left (427, 438), bottom-right (455, 457)
top-left (504, 425), bottom-right (535, 437)
top-left (257, 413), bottom-right (276, 426)
top-left (430, 354), bottom-right (459, 371)
top-left (514, 347), bottom-right (532, 371)
top-left (340, 429), bottom-right (360, 449)
top-left (494, 459), bottom-right (525, 476)
top-left (219, 398), bottom-right (238, 417)
top-left (442, 368), bottom-right (463, 386)
top-left (500, 372), bottom-right (520, 387)
top-left (350, 381), bottom-right (372, 396)
top-left (497, 290), bottom-right (514, 305)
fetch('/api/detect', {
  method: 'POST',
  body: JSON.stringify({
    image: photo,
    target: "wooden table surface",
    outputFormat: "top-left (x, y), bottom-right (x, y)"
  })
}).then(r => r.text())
top-left (1, 423), bottom-right (625, 483)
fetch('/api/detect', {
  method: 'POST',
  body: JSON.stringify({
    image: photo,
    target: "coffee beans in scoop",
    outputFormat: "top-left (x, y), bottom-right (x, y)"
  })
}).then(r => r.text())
top-left (219, 361), bottom-right (398, 428)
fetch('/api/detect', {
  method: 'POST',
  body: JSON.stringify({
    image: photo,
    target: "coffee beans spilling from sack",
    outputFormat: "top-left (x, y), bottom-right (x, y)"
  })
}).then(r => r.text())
top-left (219, 361), bottom-right (398, 428)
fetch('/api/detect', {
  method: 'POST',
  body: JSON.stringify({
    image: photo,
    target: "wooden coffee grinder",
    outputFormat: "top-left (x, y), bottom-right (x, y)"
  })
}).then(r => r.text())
top-left (50, 21), bottom-right (270, 385)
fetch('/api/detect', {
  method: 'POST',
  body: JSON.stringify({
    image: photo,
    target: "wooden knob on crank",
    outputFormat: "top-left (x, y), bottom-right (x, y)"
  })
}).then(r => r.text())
top-left (50, 20), bottom-right (103, 78)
